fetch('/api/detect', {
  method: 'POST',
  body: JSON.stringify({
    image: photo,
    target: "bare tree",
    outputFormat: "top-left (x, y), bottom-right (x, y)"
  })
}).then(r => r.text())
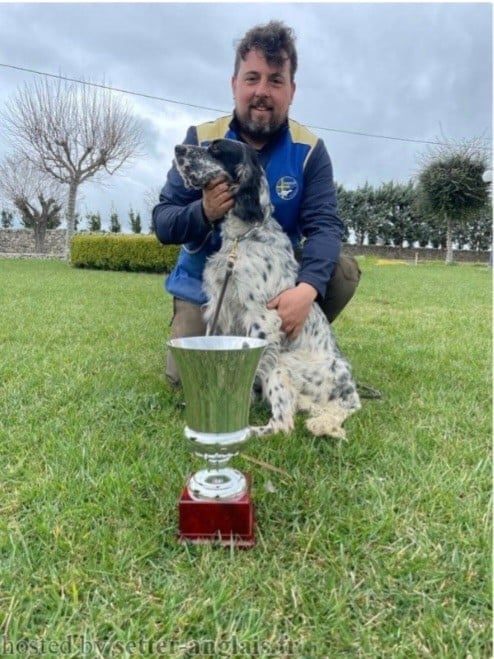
top-left (0, 155), bottom-right (63, 252)
top-left (1, 76), bottom-right (143, 254)
top-left (143, 185), bottom-right (162, 234)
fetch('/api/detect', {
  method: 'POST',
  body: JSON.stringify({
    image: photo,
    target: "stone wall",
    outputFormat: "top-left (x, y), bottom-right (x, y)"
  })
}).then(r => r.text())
top-left (342, 244), bottom-right (491, 263)
top-left (0, 228), bottom-right (490, 264)
top-left (0, 229), bottom-right (66, 257)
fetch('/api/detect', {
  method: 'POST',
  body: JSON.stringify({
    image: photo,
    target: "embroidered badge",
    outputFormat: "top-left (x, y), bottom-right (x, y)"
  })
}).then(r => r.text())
top-left (275, 176), bottom-right (299, 200)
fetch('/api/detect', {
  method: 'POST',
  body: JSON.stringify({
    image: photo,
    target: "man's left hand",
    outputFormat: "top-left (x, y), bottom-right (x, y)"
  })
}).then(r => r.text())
top-left (267, 283), bottom-right (317, 340)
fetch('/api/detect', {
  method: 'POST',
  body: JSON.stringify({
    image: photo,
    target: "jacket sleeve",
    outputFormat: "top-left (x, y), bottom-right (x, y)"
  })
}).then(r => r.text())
top-left (296, 139), bottom-right (344, 300)
top-left (152, 126), bottom-right (212, 245)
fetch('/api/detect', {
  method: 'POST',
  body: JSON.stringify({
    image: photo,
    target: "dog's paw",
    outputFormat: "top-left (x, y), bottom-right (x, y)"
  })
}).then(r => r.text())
top-left (250, 424), bottom-right (273, 438)
top-left (305, 403), bottom-right (353, 439)
top-left (250, 416), bottom-right (294, 437)
top-left (305, 417), bottom-right (347, 439)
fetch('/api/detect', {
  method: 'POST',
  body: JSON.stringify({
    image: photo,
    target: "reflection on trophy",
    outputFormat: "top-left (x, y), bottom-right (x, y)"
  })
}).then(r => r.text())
top-left (168, 336), bottom-right (266, 548)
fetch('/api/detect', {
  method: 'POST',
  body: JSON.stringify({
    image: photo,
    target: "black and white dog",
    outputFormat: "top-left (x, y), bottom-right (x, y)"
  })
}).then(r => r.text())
top-left (174, 138), bottom-right (360, 438)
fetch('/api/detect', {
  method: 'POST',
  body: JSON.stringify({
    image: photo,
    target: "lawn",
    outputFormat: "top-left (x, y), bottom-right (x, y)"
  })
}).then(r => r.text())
top-left (0, 258), bottom-right (491, 658)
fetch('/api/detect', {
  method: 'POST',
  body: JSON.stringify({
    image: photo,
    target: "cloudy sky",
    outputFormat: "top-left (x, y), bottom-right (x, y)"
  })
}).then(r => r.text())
top-left (0, 2), bottom-right (491, 231)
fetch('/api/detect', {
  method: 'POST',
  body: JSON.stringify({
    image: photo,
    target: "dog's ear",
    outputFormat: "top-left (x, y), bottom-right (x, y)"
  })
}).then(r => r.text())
top-left (230, 149), bottom-right (264, 222)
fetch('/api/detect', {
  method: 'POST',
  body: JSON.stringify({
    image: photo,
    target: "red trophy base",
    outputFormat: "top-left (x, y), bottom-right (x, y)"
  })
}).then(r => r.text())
top-left (178, 474), bottom-right (255, 548)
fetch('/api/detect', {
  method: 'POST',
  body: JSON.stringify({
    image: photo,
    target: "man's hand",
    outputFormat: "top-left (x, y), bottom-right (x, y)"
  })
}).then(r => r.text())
top-left (267, 283), bottom-right (318, 340)
top-left (202, 176), bottom-right (235, 222)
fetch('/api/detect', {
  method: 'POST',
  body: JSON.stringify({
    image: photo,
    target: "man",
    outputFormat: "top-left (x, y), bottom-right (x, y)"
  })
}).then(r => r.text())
top-left (153, 20), bottom-right (361, 384)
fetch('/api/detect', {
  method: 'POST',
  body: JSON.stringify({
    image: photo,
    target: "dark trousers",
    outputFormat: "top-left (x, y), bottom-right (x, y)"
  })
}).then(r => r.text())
top-left (165, 254), bottom-right (361, 384)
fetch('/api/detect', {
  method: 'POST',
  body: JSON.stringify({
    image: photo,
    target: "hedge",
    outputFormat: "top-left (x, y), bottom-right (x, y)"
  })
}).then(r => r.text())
top-left (70, 234), bottom-right (180, 273)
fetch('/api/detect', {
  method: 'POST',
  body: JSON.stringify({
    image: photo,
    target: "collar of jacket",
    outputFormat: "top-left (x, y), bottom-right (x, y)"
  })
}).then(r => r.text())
top-left (229, 113), bottom-right (290, 153)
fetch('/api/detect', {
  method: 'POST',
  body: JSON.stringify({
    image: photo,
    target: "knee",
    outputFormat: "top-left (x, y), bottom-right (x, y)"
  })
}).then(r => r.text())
top-left (320, 255), bottom-right (361, 322)
top-left (165, 298), bottom-right (206, 386)
top-left (338, 255), bottom-right (361, 285)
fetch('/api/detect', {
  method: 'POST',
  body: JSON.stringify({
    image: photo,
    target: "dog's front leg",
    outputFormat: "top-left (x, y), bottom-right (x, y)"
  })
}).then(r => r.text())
top-left (251, 350), bottom-right (298, 436)
top-left (245, 311), bottom-right (298, 436)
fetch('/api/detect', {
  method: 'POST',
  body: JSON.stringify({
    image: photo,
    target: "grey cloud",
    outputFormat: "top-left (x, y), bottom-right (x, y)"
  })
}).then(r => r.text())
top-left (0, 2), bottom-right (490, 220)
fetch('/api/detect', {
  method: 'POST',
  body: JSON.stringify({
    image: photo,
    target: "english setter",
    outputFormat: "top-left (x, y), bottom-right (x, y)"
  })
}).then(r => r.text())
top-left (174, 138), bottom-right (361, 438)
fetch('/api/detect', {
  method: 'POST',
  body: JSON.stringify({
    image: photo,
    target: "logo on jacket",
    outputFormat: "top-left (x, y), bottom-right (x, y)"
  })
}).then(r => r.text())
top-left (275, 176), bottom-right (299, 201)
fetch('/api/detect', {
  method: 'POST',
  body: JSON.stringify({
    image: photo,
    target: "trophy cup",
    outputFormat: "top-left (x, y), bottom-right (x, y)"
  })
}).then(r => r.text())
top-left (168, 335), bottom-right (266, 548)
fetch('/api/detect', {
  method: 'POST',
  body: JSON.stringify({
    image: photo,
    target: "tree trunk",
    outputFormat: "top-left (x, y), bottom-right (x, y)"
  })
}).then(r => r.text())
top-left (34, 221), bottom-right (47, 253)
top-left (445, 213), bottom-right (454, 265)
top-left (65, 181), bottom-right (79, 259)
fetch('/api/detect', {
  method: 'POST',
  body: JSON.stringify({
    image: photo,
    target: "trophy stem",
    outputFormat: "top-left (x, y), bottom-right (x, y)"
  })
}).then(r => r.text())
top-left (185, 426), bottom-right (252, 467)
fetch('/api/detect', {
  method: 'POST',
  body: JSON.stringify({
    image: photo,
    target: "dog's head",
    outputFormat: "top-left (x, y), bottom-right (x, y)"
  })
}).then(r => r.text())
top-left (174, 139), bottom-right (265, 223)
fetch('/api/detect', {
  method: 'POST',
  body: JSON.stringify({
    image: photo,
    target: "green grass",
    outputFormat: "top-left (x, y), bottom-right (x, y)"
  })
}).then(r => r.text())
top-left (0, 258), bottom-right (491, 658)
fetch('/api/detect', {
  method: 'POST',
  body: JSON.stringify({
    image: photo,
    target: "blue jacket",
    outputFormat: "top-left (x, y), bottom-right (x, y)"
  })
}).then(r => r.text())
top-left (153, 114), bottom-right (343, 305)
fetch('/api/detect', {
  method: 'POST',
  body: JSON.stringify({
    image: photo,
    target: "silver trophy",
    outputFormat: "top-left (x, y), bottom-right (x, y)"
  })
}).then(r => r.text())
top-left (168, 335), bottom-right (266, 545)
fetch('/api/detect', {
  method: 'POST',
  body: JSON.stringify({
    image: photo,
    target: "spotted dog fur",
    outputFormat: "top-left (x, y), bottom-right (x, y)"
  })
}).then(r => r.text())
top-left (174, 138), bottom-right (361, 438)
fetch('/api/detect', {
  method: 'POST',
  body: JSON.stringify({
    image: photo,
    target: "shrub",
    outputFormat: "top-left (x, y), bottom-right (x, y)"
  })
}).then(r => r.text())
top-left (70, 233), bottom-right (180, 273)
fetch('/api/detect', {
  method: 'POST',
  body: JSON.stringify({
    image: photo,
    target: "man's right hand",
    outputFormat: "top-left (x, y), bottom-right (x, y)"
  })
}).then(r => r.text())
top-left (202, 176), bottom-right (235, 222)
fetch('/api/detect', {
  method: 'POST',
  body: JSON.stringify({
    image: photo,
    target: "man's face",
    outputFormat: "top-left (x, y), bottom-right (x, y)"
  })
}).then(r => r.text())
top-left (232, 48), bottom-right (296, 145)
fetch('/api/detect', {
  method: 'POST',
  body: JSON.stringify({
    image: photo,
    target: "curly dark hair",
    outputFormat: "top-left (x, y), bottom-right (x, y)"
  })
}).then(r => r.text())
top-left (234, 21), bottom-right (298, 82)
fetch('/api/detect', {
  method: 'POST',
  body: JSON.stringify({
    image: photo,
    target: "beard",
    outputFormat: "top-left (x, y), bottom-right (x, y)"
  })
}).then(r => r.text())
top-left (235, 102), bottom-right (287, 141)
